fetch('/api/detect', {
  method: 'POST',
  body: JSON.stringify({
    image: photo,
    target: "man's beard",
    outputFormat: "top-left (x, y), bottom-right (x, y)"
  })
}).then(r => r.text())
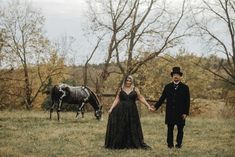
top-left (174, 79), bottom-right (180, 83)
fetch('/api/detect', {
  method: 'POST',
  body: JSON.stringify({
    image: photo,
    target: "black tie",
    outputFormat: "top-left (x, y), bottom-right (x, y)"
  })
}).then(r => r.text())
top-left (174, 84), bottom-right (178, 90)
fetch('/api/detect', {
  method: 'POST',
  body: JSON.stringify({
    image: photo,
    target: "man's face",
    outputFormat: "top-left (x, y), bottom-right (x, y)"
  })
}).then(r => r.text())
top-left (172, 74), bottom-right (181, 82)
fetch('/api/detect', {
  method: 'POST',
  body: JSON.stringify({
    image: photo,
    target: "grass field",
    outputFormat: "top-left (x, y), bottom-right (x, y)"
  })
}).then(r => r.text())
top-left (0, 110), bottom-right (234, 157)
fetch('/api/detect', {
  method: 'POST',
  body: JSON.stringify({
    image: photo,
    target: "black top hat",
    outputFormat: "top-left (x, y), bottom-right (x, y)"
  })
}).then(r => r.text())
top-left (170, 67), bottom-right (183, 76)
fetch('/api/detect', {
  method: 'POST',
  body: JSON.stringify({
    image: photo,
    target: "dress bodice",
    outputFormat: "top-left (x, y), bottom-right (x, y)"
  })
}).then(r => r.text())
top-left (119, 88), bottom-right (137, 102)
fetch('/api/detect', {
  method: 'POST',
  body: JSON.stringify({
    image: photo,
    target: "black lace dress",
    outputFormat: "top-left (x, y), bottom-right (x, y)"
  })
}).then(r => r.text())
top-left (105, 88), bottom-right (150, 149)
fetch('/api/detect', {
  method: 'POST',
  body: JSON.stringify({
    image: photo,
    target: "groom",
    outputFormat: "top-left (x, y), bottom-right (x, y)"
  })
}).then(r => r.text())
top-left (154, 67), bottom-right (190, 149)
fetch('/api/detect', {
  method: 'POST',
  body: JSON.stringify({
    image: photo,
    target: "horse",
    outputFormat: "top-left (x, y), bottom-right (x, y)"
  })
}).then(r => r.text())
top-left (50, 84), bottom-right (102, 121)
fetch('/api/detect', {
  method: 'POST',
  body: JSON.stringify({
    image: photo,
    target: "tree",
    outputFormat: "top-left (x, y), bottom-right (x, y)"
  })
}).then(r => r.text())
top-left (191, 0), bottom-right (235, 85)
top-left (83, 37), bottom-right (102, 86)
top-left (0, 1), bottom-right (65, 109)
top-left (87, 0), bottom-right (189, 96)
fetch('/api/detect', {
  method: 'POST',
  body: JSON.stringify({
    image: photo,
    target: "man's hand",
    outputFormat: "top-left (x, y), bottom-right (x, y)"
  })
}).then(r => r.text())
top-left (182, 114), bottom-right (187, 120)
top-left (150, 105), bottom-right (156, 111)
top-left (148, 106), bottom-right (156, 112)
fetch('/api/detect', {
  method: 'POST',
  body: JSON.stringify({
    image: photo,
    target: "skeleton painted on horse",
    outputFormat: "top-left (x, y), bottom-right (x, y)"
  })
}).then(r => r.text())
top-left (50, 84), bottom-right (102, 121)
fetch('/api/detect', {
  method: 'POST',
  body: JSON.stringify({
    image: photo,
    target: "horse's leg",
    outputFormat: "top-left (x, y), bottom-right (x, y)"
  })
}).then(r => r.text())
top-left (75, 109), bottom-right (80, 118)
top-left (76, 102), bottom-right (84, 119)
top-left (81, 107), bottom-right (84, 118)
top-left (57, 100), bottom-right (63, 121)
top-left (50, 101), bottom-right (55, 120)
top-left (56, 89), bottom-right (66, 121)
top-left (78, 102), bottom-right (85, 118)
top-left (56, 110), bottom-right (60, 121)
top-left (50, 107), bottom-right (53, 119)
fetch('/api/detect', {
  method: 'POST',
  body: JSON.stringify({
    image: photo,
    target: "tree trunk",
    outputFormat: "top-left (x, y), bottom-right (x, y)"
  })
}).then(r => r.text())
top-left (23, 63), bottom-right (32, 110)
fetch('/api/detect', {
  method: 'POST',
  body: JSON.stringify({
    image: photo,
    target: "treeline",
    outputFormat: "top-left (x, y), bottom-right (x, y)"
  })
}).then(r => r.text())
top-left (0, 0), bottom-right (234, 112)
top-left (0, 53), bottom-right (234, 110)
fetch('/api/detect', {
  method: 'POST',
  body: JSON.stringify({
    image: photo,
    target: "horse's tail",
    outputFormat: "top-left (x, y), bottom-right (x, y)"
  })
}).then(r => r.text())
top-left (49, 85), bottom-right (58, 119)
top-left (50, 85), bottom-right (58, 104)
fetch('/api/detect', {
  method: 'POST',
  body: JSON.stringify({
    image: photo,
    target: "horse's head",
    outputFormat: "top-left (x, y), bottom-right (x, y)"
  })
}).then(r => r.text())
top-left (84, 87), bottom-right (103, 120)
top-left (94, 105), bottom-right (103, 120)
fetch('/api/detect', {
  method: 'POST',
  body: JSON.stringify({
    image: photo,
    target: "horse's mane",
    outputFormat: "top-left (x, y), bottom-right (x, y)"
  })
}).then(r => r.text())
top-left (85, 86), bottom-right (101, 108)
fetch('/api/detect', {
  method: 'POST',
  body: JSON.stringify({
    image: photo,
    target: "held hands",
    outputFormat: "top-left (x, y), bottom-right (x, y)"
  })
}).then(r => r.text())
top-left (151, 105), bottom-right (156, 111)
top-left (182, 114), bottom-right (187, 120)
top-left (148, 105), bottom-right (156, 112)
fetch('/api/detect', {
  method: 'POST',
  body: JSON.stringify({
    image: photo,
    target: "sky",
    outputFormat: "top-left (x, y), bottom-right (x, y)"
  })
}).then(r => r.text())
top-left (0, 0), bottom-right (226, 65)
top-left (32, 0), bottom-right (96, 64)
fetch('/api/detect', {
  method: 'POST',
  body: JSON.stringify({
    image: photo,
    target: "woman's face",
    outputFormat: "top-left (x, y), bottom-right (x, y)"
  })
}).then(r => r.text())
top-left (125, 78), bottom-right (132, 87)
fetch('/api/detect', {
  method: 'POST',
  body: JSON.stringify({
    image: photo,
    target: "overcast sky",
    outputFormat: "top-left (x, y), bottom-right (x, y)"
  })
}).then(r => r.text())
top-left (32, 0), bottom-right (87, 38)
top-left (0, 0), bottom-right (226, 65)
top-left (32, 0), bottom-right (95, 64)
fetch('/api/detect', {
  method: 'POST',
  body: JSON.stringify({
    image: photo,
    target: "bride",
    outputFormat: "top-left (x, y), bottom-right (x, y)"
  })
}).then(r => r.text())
top-left (104, 75), bottom-right (155, 149)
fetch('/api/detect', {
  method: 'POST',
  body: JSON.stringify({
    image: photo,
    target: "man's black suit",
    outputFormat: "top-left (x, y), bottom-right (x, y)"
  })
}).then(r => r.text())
top-left (155, 82), bottom-right (190, 147)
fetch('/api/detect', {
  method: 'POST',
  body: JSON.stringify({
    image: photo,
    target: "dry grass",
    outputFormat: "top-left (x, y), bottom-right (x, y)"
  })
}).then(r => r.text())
top-left (0, 110), bottom-right (234, 157)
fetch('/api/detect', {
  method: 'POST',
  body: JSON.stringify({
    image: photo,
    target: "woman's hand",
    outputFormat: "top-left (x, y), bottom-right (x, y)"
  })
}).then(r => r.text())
top-left (108, 108), bottom-right (113, 115)
top-left (148, 105), bottom-right (155, 112)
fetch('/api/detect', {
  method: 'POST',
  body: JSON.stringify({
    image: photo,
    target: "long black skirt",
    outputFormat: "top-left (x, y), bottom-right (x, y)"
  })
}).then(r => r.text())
top-left (104, 100), bottom-right (150, 149)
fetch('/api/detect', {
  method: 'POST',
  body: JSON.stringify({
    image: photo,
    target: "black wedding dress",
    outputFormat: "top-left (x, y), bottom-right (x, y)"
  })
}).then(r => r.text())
top-left (105, 88), bottom-right (150, 149)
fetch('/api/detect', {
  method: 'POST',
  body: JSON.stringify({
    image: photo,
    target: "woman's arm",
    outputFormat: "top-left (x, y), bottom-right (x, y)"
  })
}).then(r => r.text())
top-left (108, 88), bottom-right (121, 114)
top-left (154, 85), bottom-right (167, 110)
top-left (135, 87), bottom-right (155, 111)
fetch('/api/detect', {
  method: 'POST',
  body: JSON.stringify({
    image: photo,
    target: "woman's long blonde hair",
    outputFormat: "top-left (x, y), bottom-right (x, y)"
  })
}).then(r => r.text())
top-left (121, 75), bottom-right (135, 89)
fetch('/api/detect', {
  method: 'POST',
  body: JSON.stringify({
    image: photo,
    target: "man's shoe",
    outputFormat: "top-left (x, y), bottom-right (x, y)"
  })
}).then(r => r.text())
top-left (175, 144), bottom-right (182, 149)
top-left (168, 145), bottom-right (174, 149)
